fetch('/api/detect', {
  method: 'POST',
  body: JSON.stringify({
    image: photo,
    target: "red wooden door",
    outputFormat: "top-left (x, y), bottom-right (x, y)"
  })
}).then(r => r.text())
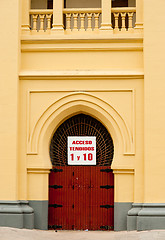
top-left (48, 166), bottom-right (114, 230)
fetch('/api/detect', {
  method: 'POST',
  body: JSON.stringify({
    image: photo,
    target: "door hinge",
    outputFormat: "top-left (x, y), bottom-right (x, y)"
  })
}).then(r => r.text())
top-left (100, 225), bottom-right (114, 230)
top-left (51, 168), bottom-right (63, 172)
top-left (48, 225), bottom-right (62, 229)
top-left (100, 185), bottom-right (114, 189)
top-left (49, 185), bottom-right (63, 189)
top-left (49, 204), bottom-right (63, 208)
top-left (100, 204), bottom-right (114, 209)
top-left (72, 204), bottom-right (74, 209)
top-left (100, 169), bottom-right (112, 173)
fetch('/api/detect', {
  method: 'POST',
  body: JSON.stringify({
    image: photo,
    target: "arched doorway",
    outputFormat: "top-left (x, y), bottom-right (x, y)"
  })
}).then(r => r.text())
top-left (48, 114), bottom-right (114, 230)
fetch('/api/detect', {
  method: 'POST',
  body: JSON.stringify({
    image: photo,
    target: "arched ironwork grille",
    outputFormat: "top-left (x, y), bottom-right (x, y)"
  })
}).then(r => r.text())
top-left (50, 114), bottom-right (114, 166)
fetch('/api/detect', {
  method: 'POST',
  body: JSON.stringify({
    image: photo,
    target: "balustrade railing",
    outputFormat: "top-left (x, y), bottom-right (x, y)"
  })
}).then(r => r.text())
top-left (30, 9), bottom-right (53, 32)
top-left (29, 7), bottom-right (136, 33)
top-left (63, 8), bottom-right (102, 31)
top-left (112, 7), bottom-right (136, 31)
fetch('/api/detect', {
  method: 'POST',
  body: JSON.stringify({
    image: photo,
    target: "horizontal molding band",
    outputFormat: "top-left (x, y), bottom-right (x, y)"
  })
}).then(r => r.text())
top-left (19, 70), bottom-right (144, 80)
top-left (27, 168), bottom-right (51, 174)
top-left (113, 169), bottom-right (134, 174)
top-left (21, 46), bottom-right (143, 52)
top-left (21, 36), bottom-right (143, 52)
top-left (21, 36), bottom-right (143, 42)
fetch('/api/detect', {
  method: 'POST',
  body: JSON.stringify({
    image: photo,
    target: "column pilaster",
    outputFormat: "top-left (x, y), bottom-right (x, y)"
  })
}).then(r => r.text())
top-left (100, 0), bottom-right (113, 32)
top-left (51, 0), bottom-right (64, 33)
top-left (21, 0), bottom-right (30, 34)
top-left (135, 0), bottom-right (143, 31)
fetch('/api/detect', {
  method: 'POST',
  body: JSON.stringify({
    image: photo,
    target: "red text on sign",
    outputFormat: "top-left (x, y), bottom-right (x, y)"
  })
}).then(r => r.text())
top-left (72, 141), bottom-right (92, 145)
top-left (70, 153), bottom-right (93, 161)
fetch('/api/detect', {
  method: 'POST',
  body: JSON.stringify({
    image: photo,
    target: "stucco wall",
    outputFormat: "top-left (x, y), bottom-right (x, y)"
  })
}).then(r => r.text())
top-left (0, 0), bottom-right (20, 200)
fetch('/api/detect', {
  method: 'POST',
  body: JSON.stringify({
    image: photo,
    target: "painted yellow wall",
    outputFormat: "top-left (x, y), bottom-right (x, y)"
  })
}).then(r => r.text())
top-left (19, 0), bottom-right (144, 202)
top-left (21, 49), bottom-right (143, 71)
top-left (0, 0), bottom-right (147, 205)
top-left (144, 0), bottom-right (165, 203)
top-left (27, 170), bottom-right (49, 200)
top-left (0, 0), bottom-right (20, 200)
top-left (114, 170), bottom-right (134, 202)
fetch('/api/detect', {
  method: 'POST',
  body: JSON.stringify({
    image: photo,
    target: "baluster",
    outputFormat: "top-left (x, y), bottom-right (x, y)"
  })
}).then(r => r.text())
top-left (87, 13), bottom-right (92, 31)
top-left (39, 14), bottom-right (45, 31)
top-left (32, 14), bottom-right (38, 31)
top-left (80, 13), bottom-right (85, 31)
top-left (66, 13), bottom-right (71, 30)
top-left (73, 13), bottom-right (78, 31)
top-left (128, 12), bottom-right (134, 30)
top-left (94, 13), bottom-right (100, 30)
top-left (121, 12), bottom-right (126, 31)
top-left (114, 13), bottom-right (119, 30)
top-left (46, 14), bottom-right (52, 30)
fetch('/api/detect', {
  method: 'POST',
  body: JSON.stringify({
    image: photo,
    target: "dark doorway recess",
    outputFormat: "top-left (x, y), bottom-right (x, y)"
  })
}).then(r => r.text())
top-left (112, 0), bottom-right (128, 7)
top-left (50, 114), bottom-right (114, 166)
top-left (47, 0), bottom-right (66, 9)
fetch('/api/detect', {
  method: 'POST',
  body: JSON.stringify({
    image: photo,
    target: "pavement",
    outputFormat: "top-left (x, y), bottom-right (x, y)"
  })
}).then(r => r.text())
top-left (0, 228), bottom-right (165, 240)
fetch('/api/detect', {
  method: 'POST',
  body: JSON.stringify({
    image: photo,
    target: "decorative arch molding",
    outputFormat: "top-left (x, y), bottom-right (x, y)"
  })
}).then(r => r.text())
top-left (27, 92), bottom-right (134, 168)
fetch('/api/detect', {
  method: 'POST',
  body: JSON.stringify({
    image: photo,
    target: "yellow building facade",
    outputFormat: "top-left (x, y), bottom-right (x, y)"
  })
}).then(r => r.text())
top-left (0, 0), bottom-right (165, 231)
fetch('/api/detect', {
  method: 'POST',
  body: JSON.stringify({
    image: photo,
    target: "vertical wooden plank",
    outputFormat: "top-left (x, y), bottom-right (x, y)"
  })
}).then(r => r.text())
top-left (54, 166), bottom-right (62, 229)
top-left (73, 166), bottom-right (78, 229)
top-left (101, 166), bottom-right (108, 230)
top-left (82, 166), bottom-right (85, 229)
top-left (86, 166), bottom-right (91, 230)
top-left (74, 166), bottom-right (91, 230)
top-left (90, 166), bottom-right (114, 230)
top-left (70, 166), bottom-right (75, 230)
top-left (101, 166), bottom-right (114, 230)
top-left (64, 166), bottom-right (74, 230)
top-left (48, 169), bottom-right (54, 229)
top-left (90, 166), bottom-right (98, 230)
top-left (107, 166), bottom-right (114, 230)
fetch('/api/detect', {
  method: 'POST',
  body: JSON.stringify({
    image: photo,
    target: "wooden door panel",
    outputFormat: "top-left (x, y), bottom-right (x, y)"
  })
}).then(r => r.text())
top-left (90, 167), bottom-right (114, 230)
top-left (48, 166), bottom-right (114, 230)
top-left (49, 166), bottom-right (74, 230)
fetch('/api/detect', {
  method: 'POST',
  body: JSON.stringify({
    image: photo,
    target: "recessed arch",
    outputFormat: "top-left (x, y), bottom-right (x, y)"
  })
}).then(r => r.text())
top-left (27, 92), bottom-right (133, 168)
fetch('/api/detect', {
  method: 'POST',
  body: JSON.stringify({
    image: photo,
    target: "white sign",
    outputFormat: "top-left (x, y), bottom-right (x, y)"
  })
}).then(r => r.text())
top-left (68, 136), bottom-right (96, 165)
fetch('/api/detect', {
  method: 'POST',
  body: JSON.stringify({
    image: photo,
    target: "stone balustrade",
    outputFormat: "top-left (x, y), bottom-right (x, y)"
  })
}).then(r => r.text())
top-left (30, 10), bottom-right (53, 32)
top-left (111, 7), bottom-right (136, 31)
top-left (29, 7), bottom-right (136, 33)
top-left (63, 8), bottom-right (102, 31)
